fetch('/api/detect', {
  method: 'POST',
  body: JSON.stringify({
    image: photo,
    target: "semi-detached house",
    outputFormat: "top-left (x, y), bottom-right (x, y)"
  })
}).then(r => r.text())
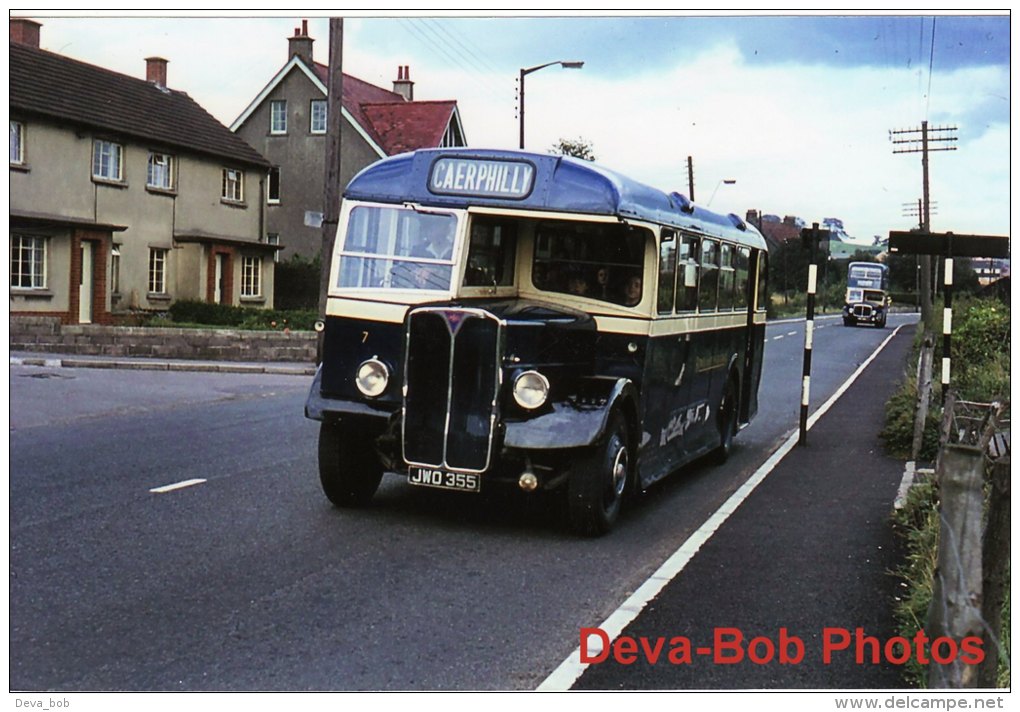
top-left (231, 20), bottom-right (468, 259)
top-left (9, 18), bottom-right (275, 325)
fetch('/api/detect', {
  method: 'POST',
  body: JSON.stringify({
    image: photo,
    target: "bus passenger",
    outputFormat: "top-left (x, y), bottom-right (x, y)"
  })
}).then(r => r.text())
top-left (595, 266), bottom-right (611, 299)
top-left (622, 274), bottom-right (642, 306)
top-left (567, 272), bottom-right (590, 297)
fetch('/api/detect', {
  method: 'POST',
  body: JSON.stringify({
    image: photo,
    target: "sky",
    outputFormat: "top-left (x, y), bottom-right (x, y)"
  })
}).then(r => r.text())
top-left (19, 11), bottom-right (1011, 243)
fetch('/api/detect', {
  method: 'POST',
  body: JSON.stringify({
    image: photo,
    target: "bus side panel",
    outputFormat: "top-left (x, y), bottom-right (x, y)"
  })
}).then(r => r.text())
top-left (320, 314), bottom-right (405, 406)
top-left (638, 325), bottom-right (728, 487)
top-left (742, 320), bottom-right (765, 423)
top-left (639, 330), bottom-right (692, 483)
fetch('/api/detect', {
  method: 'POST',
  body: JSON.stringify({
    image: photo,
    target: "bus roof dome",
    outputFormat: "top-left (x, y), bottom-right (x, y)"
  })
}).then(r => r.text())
top-left (344, 148), bottom-right (765, 247)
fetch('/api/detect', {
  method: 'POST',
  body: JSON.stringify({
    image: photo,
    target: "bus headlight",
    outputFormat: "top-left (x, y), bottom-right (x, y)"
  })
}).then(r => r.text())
top-left (513, 371), bottom-right (549, 410)
top-left (355, 359), bottom-right (389, 398)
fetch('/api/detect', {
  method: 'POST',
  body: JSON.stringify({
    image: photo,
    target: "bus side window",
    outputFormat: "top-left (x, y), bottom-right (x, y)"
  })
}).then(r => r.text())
top-left (718, 243), bottom-right (735, 311)
top-left (699, 239), bottom-right (719, 313)
top-left (735, 247), bottom-right (750, 309)
top-left (755, 250), bottom-right (768, 311)
top-left (676, 234), bottom-right (699, 312)
top-left (657, 229), bottom-right (677, 314)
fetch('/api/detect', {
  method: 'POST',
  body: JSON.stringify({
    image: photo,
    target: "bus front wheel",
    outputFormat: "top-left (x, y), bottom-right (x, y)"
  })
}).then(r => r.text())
top-left (567, 411), bottom-right (630, 537)
top-left (318, 420), bottom-right (383, 507)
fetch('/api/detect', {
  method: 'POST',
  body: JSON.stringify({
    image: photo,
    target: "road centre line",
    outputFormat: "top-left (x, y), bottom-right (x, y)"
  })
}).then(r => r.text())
top-left (149, 479), bottom-right (207, 494)
top-left (537, 324), bottom-right (905, 691)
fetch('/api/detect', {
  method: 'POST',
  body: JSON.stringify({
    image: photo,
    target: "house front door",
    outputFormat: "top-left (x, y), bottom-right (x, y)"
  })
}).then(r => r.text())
top-left (215, 253), bottom-right (227, 304)
top-left (79, 241), bottom-right (94, 324)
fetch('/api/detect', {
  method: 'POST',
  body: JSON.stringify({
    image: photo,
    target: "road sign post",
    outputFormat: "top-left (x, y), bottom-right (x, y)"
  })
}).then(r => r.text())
top-left (888, 230), bottom-right (1008, 399)
top-left (799, 224), bottom-right (830, 446)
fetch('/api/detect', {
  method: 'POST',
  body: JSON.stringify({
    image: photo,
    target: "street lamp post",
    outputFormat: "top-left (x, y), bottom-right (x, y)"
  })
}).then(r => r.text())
top-left (519, 60), bottom-right (584, 150)
top-left (707, 179), bottom-right (736, 207)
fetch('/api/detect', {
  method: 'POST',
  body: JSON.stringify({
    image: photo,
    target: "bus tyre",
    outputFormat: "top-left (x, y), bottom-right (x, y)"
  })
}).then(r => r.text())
top-left (568, 411), bottom-right (629, 537)
top-left (711, 376), bottom-right (738, 465)
top-left (877, 313), bottom-right (887, 328)
top-left (318, 420), bottom-right (383, 508)
top-left (843, 317), bottom-right (854, 327)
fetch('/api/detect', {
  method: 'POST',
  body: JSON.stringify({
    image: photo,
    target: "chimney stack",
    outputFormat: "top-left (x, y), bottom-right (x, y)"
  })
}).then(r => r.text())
top-left (392, 65), bottom-right (414, 101)
top-left (146, 56), bottom-right (168, 88)
top-left (288, 19), bottom-right (314, 65)
top-left (10, 18), bottom-right (41, 48)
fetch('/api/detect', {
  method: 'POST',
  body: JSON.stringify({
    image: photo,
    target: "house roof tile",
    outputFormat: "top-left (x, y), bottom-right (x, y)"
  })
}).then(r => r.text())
top-left (10, 42), bottom-right (269, 168)
top-left (311, 62), bottom-right (458, 155)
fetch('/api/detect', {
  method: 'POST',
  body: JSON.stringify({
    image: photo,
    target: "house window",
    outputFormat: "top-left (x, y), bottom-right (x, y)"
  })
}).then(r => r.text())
top-left (92, 139), bottom-right (123, 181)
top-left (310, 100), bottom-right (327, 134)
top-left (268, 166), bottom-right (281, 204)
top-left (242, 255), bottom-right (262, 297)
top-left (147, 151), bottom-right (175, 190)
top-left (148, 248), bottom-right (168, 294)
top-left (440, 121), bottom-right (464, 148)
top-left (10, 121), bottom-right (25, 165)
top-left (267, 233), bottom-right (280, 263)
top-left (222, 168), bottom-right (244, 202)
top-left (270, 100), bottom-right (287, 134)
top-left (10, 234), bottom-right (47, 289)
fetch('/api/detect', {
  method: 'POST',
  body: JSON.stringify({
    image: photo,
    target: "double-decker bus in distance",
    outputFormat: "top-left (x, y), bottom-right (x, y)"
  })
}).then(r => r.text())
top-left (305, 148), bottom-right (769, 536)
top-left (843, 261), bottom-right (890, 327)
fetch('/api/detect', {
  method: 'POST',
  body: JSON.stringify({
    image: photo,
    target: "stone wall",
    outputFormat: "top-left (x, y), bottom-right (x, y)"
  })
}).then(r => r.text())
top-left (9, 316), bottom-right (316, 363)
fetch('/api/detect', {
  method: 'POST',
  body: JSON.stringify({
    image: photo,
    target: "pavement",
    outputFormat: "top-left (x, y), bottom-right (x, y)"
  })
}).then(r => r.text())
top-left (9, 350), bottom-right (317, 376)
top-left (9, 327), bottom-right (919, 690)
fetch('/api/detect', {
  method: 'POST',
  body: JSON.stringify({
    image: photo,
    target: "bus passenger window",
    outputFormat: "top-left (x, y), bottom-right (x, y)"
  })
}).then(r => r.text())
top-left (735, 247), bottom-right (750, 309)
top-left (756, 251), bottom-right (768, 311)
top-left (464, 219), bottom-right (517, 287)
top-left (532, 221), bottom-right (645, 305)
top-left (657, 230), bottom-right (677, 314)
top-left (718, 243), bottom-right (735, 311)
top-left (676, 235), bottom-right (699, 312)
top-left (699, 239), bottom-right (719, 313)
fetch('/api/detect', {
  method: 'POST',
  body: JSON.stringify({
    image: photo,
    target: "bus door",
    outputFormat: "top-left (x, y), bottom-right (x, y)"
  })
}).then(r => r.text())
top-left (741, 248), bottom-right (767, 423)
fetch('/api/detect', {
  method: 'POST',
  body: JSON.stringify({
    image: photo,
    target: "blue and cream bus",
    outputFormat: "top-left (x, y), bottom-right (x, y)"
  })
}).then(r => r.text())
top-left (305, 148), bottom-right (768, 536)
top-left (843, 261), bottom-right (890, 327)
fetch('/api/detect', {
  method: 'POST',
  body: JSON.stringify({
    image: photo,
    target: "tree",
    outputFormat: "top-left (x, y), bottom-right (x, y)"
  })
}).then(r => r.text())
top-left (551, 137), bottom-right (596, 161)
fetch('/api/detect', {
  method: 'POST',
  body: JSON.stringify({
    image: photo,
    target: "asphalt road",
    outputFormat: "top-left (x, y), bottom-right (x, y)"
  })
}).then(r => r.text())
top-left (9, 312), bottom-right (919, 691)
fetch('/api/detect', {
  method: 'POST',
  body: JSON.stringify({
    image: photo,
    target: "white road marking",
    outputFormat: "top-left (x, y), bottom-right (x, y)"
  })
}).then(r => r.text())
top-left (537, 325), bottom-right (905, 691)
top-left (773, 334), bottom-right (784, 340)
top-left (149, 479), bottom-right (207, 494)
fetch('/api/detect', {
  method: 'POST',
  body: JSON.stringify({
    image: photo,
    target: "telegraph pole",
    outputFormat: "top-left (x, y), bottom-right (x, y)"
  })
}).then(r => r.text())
top-left (889, 121), bottom-right (957, 328)
top-left (687, 156), bottom-right (695, 202)
top-left (318, 17), bottom-right (344, 363)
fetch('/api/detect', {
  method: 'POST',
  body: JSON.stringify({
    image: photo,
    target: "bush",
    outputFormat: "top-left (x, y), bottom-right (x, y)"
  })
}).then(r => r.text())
top-left (887, 295), bottom-right (1011, 688)
top-left (946, 298), bottom-right (1010, 402)
top-left (166, 299), bottom-right (316, 331)
top-left (881, 297), bottom-right (1011, 459)
top-left (892, 474), bottom-right (941, 687)
top-left (880, 376), bottom-right (941, 461)
top-left (274, 254), bottom-right (321, 311)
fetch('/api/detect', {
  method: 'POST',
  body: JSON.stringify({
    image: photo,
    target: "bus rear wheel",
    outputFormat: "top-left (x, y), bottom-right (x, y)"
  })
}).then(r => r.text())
top-left (711, 375), bottom-right (738, 465)
top-left (567, 411), bottom-right (630, 537)
top-left (318, 420), bottom-right (384, 507)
